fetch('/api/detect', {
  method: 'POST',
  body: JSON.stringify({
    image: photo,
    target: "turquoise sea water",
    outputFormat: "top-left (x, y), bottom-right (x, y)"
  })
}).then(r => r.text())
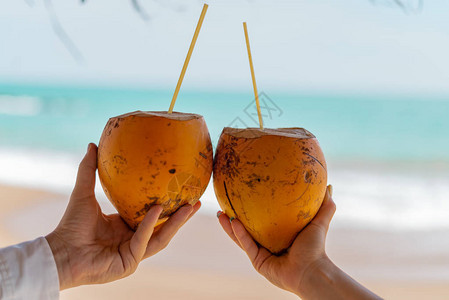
top-left (1, 83), bottom-right (448, 162)
top-left (1, 83), bottom-right (449, 230)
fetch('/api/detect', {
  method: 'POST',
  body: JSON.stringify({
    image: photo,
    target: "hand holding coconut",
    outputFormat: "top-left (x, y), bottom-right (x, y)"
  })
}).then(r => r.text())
top-left (46, 144), bottom-right (200, 290)
top-left (46, 5), bottom-right (211, 289)
top-left (45, 6), bottom-right (212, 289)
top-left (218, 187), bottom-right (381, 300)
top-left (215, 23), bottom-right (382, 300)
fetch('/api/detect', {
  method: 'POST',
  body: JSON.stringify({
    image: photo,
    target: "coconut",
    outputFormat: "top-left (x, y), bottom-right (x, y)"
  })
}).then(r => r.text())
top-left (98, 111), bottom-right (213, 230)
top-left (213, 127), bottom-right (327, 254)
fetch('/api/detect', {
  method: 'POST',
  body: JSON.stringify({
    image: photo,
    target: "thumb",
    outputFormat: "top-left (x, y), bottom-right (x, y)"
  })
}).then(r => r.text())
top-left (72, 143), bottom-right (98, 197)
top-left (311, 185), bottom-right (336, 232)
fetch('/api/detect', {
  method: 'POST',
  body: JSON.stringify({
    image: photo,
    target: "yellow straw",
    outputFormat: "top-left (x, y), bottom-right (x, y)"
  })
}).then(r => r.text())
top-left (243, 22), bottom-right (263, 130)
top-left (168, 4), bottom-right (209, 113)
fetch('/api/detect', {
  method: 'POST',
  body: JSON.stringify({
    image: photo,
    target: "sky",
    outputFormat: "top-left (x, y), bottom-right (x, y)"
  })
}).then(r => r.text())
top-left (1, 0), bottom-right (449, 95)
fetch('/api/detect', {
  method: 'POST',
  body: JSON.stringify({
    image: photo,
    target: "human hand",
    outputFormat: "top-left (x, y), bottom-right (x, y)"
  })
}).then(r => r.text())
top-left (219, 186), bottom-right (381, 300)
top-left (46, 143), bottom-right (200, 290)
top-left (218, 185), bottom-right (335, 296)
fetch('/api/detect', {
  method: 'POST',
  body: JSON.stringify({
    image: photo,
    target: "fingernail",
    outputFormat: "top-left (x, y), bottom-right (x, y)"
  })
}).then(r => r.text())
top-left (87, 143), bottom-right (91, 152)
top-left (229, 217), bottom-right (235, 223)
top-left (216, 211), bottom-right (223, 218)
top-left (328, 184), bottom-right (333, 197)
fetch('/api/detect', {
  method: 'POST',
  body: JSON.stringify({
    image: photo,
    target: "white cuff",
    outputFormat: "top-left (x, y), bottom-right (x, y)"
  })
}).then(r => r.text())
top-left (0, 237), bottom-right (60, 300)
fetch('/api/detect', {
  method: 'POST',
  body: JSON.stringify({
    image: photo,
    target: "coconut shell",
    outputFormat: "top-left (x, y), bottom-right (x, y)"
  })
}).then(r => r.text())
top-left (98, 111), bottom-right (213, 230)
top-left (213, 127), bottom-right (327, 254)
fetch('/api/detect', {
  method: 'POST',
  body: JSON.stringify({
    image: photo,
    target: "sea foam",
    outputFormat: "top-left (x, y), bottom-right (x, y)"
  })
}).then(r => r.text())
top-left (1, 148), bottom-right (448, 231)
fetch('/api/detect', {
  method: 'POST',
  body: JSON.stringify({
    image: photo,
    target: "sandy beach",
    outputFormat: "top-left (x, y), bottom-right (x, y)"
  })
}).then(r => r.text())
top-left (1, 184), bottom-right (449, 300)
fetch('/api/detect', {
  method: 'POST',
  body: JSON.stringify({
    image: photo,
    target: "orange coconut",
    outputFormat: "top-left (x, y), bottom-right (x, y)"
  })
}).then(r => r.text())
top-left (213, 127), bottom-right (327, 254)
top-left (98, 111), bottom-right (213, 230)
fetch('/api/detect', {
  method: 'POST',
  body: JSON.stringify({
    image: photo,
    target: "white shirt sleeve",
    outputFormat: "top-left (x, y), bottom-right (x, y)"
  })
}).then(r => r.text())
top-left (0, 237), bottom-right (59, 300)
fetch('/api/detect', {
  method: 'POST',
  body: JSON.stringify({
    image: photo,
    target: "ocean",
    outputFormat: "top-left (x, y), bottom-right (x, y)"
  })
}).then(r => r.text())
top-left (1, 83), bottom-right (449, 231)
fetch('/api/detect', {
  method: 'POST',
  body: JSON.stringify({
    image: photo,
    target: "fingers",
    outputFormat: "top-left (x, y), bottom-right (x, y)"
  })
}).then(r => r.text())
top-left (143, 201), bottom-right (201, 258)
top-left (311, 185), bottom-right (336, 232)
top-left (72, 143), bottom-right (98, 198)
top-left (143, 204), bottom-right (193, 258)
top-left (130, 205), bottom-right (163, 262)
top-left (217, 212), bottom-right (242, 249)
top-left (230, 219), bottom-right (260, 262)
top-left (184, 201), bottom-right (202, 224)
top-left (230, 219), bottom-right (272, 272)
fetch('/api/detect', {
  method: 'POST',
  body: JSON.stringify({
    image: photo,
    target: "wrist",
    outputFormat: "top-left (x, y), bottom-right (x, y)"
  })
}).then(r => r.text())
top-left (45, 232), bottom-right (74, 290)
top-left (295, 255), bottom-right (336, 298)
top-left (295, 256), bottom-right (382, 300)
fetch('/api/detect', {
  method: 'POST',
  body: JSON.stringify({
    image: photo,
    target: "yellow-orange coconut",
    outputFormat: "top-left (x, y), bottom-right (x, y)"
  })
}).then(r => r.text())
top-left (213, 127), bottom-right (327, 254)
top-left (98, 111), bottom-right (213, 230)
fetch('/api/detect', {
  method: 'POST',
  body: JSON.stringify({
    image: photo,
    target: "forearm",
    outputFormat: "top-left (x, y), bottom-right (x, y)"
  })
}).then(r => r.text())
top-left (296, 257), bottom-right (382, 300)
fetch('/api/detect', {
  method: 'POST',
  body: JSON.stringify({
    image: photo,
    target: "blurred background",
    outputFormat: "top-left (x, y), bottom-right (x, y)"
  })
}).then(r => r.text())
top-left (1, 0), bottom-right (449, 299)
